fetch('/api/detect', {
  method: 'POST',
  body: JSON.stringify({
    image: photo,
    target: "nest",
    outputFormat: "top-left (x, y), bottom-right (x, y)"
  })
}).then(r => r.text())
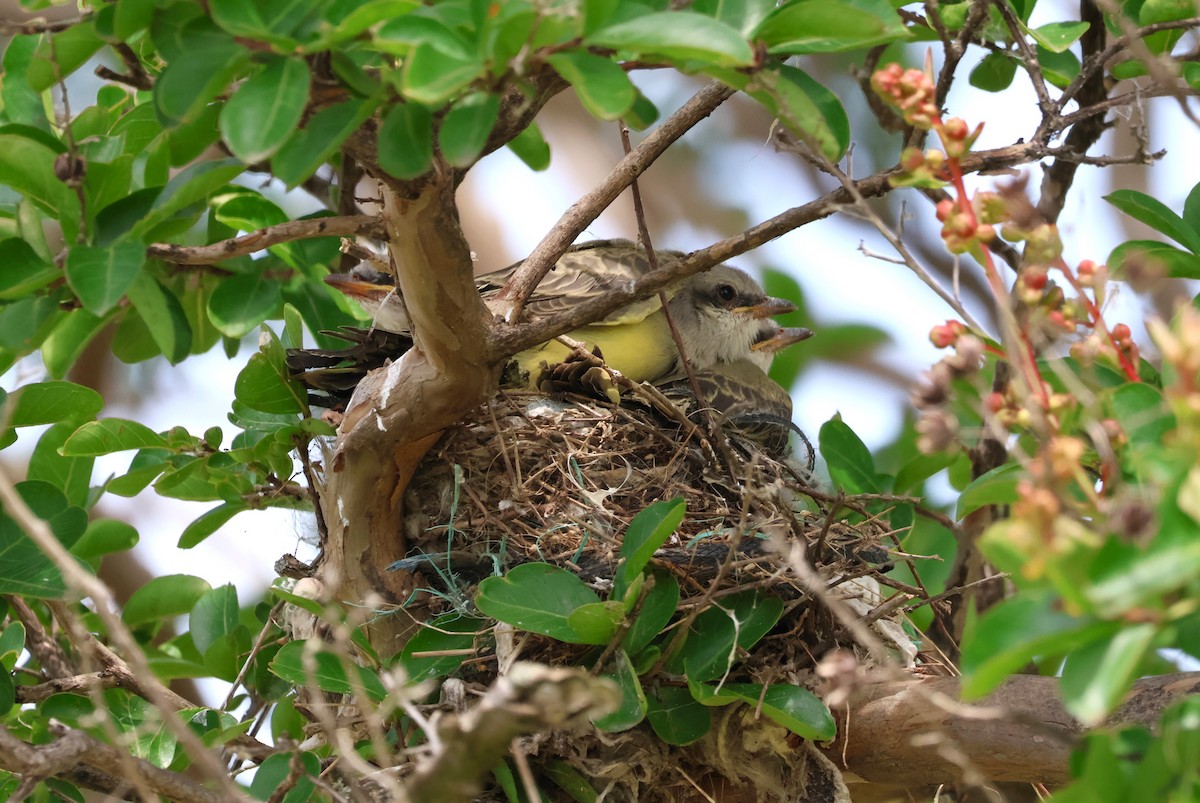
top-left (390, 388), bottom-right (919, 802)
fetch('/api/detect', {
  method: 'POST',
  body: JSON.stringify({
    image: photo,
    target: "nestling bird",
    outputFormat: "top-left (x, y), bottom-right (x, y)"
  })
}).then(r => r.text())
top-left (323, 239), bottom-right (799, 387)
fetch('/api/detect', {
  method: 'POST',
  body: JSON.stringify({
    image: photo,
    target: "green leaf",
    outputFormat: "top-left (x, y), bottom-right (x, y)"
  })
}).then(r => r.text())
top-left (126, 271), bottom-right (192, 364)
top-left (71, 519), bottom-right (139, 561)
top-left (220, 58), bottom-right (311, 164)
top-left (191, 584), bottom-right (240, 654)
top-left (587, 11), bottom-right (754, 66)
top-left (249, 752), bottom-right (320, 803)
top-left (668, 590), bottom-right (784, 681)
top-left (1087, 539), bottom-right (1200, 617)
top-left (566, 600), bottom-right (625, 644)
top-left (0, 132), bottom-right (82, 242)
top-left (1034, 46), bottom-right (1080, 89)
top-left (546, 51), bottom-right (637, 121)
top-left (0, 481), bottom-right (87, 598)
top-left (613, 498), bottom-right (685, 599)
top-left (208, 271), bottom-right (282, 338)
top-left (131, 158), bottom-right (246, 240)
top-left (1110, 383), bottom-right (1173, 446)
top-left (274, 97), bottom-right (379, 187)
top-left (5, 381), bottom-right (102, 427)
top-left (234, 339), bottom-right (307, 415)
top-left (622, 569), bottom-right (680, 656)
top-left (26, 22), bottom-right (104, 91)
top-left (754, 0), bottom-right (909, 54)
top-left (178, 502), bottom-right (248, 549)
top-left (542, 759), bottom-right (599, 803)
top-left (970, 52), bottom-right (1018, 92)
top-left (398, 614), bottom-right (484, 683)
top-left (820, 417), bottom-right (880, 493)
top-left (377, 103), bottom-right (433, 180)
top-left (1061, 623), bottom-right (1158, 725)
top-left (29, 423), bottom-right (93, 507)
top-left (438, 92), bottom-right (501, 168)
top-left (956, 462), bottom-right (1023, 519)
top-left (155, 33), bottom-right (250, 125)
top-left (689, 680), bottom-right (835, 740)
top-left (41, 307), bottom-right (114, 379)
top-left (1105, 190), bottom-right (1200, 255)
top-left (894, 451), bottom-right (958, 494)
top-left (61, 419), bottom-right (168, 456)
top-left (646, 685), bottom-right (711, 745)
top-left (1108, 239), bottom-right (1200, 280)
top-left (1028, 20), bottom-right (1090, 52)
top-left (0, 238), bottom-right (58, 300)
top-left (400, 44), bottom-right (483, 105)
top-left (269, 641), bottom-right (387, 701)
top-left (475, 563), bottom-right (609, 644)
top-left (122, 574), bottom-right (212, 627)
top-left (593, 649), bottom-right (647, 732)
top-left (506, 122), bottom-right (551, 171)
top-left (64, 242), bottom-right (145, 316)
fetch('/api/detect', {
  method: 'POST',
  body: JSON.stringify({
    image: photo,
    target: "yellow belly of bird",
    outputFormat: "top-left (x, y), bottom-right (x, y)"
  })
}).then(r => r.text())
top-left (512, 312), bottom-right (677, 386)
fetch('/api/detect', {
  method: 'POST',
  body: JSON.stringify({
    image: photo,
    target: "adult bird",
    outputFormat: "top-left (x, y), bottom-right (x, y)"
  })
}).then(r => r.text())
top-left (321, 239), bottom-right (798, 389)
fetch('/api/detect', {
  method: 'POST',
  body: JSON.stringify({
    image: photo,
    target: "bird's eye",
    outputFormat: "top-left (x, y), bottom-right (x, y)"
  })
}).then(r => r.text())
top-left (716, 284), bottom-right (736, 303)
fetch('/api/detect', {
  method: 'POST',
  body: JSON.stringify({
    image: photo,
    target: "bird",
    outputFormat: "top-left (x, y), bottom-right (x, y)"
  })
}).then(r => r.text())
top-left (661, 321), bottom-right (812, 456)
top-left (320, 239), bottom-right (798, 389)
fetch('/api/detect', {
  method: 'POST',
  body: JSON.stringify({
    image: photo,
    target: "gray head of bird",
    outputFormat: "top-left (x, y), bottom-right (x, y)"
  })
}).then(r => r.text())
top-left (666, 267), bottom-right (801, 370)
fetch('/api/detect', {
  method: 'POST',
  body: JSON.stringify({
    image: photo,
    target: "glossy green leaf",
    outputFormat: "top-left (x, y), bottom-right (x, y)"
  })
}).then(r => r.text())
top-left (476, 563), bottom-right (609, 644)
top-left (438, 92), bottom-right (500, 168)
top-left (61, 418), bottom-right (168, 456)
top-left (234, 336), bottom-right (307, 415)
top-left (622, 569), bottom-right (680, 656)
top-left (614, 498), bottom-right (685, 599)
top-left (5, 381), bottom-right (102, 427)
top-left (274, 97), bottom-right (379, 187)
top-left (0, 132), bottom-right (82, 242)
top-left (71, 519), bottom-right (140, 561)
top-left (64, 242), bottom-right (145, 316)
top-left (191, 584), bottom-right (240, 654)
top-left (754, 0), bottom-right (909, 54)
top-left (587, 11), bottom-right (754, 66)
top-left (820, 417), bottom-right (881, 494)
top-left (646, 685), bottom-right (711, 745)
top-left (1028, 20), bottom-right (1090, 52)
top-left (970, 52), bottom-right (1018, 91)
top-left (28, 423), bottom-right (93, 507)
top-left (248, 752), bottom-right (320, 803)
top-left (154, 35), bottom-right (250, 125)
top-left (546, 51), bottom-right (637, 121)
top-left (1088, 539), bottom-right (1200, 617)
top-left (1061, 623), bottom-right (1158, 725)
top-left (668, 590), bottom-right (784, 681)
top-left (956, 462), bottom-right (1023, 519)
top-left (0, 482), bottom-right (86, 598)
top-left (400, 44), bottom-right (482, 105)
top-left (122, 574), bottom-right (212, 626)
top-left (220, 58), bottom-right (311, 164)
top-left (1109, 240), bottom-right (1200, 280)
top-left (178, 502), bottom-right (247, 549)
top-left (1105, 190), bottom-right (1200, 255)
top-left (208, 271), bottom-right (282, 339)
top-left (506, 122), bottom-right (551, 170)
top-left (26, 22), bottom-right (104, 91)
top-left (593, 649), bottom-right (647, 732)
top-left (126, 271), bottom-right (192, 364)
top-left (1110, 383), bottom-right (1173, 446)
top-left (689, 679), bottom-right (835, 740)
top-left (131, 158), bottom-right (246, 240)
top-left (377, 102), bottom-right (433, 180)
top-left (0, 238), bottom-right (57, 300)
top-left (269, 641), bottom-right (387, 701)
top-left (398, 614), bottom-right (484, 683)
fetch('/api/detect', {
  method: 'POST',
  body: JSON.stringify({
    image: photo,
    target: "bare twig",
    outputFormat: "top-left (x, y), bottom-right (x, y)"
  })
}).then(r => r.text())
top-left (492, 80), bottom-right (736, 323)
top-left (147, 215), bottom-right (384, 265)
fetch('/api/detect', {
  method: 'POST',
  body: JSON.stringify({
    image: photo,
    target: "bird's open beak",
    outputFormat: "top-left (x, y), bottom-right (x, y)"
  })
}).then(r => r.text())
top-left (735, 296), bottom-right (798, 319)
top-left (750, 327), bottom-right (813, 353)
top-left (325, 274), bottom-right (394, 303)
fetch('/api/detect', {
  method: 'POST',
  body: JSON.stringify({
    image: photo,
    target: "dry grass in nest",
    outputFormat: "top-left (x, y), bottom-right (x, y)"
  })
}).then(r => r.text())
top-left (401, 388), bottom-right (914, 666)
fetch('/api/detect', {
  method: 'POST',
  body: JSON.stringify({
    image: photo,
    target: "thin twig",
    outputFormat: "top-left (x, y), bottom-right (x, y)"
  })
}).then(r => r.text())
top-left (147, 215), bottom-right (384, 265)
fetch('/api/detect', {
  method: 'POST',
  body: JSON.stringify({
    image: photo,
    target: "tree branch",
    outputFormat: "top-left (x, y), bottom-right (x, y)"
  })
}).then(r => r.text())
top-left (146, 215), bottom-right (384, 265)
top-left (491, 80), bottom-right (737, 323)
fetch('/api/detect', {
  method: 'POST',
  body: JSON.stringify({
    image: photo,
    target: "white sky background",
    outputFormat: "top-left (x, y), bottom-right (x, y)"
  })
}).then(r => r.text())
top-left (6, 5), bottom-right (1199, 621)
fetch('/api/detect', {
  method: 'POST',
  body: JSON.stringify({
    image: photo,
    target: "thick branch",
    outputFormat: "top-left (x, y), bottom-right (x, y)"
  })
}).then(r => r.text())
top-left (826, 672), bottom-right (1200, 787)
top-left (0, 724), bottom-right (226, 803)
top-left (147, 215), bottom-right (384, 265)
top-left (492, 80), bottom-right (737, 323)
top-left (406, 664), bottom-right (619, 803)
